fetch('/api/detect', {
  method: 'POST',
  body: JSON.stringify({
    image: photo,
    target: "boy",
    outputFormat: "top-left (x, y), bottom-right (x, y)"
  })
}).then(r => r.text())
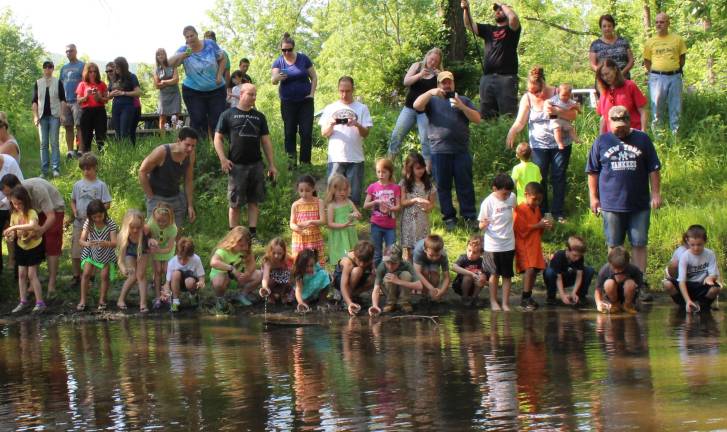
top-left (164, 237), bottom-right (206, 312)
top-left (70, 153), bottom-right (111, 286)
top-left (334, 240), bottom-right (376, 316)
top-left (513, 182), bottom-right (552, 310)
top-left (479, 173), bottom-right (517, 311)
top-left (595, 246), bottom-right (643, 314)
top-left (370, 244), bottom-right (423, 315)
top-left (413, 234), bottom-right (450, 301)
top-left (452, 234), bottom-right (489, 306)
top-left (510, 143), bottom-right (542, 205)
top-left (543, 235), bottom-right (595, 307)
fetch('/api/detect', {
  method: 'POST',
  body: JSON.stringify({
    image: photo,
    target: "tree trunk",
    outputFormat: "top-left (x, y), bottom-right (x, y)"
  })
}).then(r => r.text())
top-left (703, 16), bottom-right (715, 85)
top-left (442, 0), bottom-right (467, 62)
top-left (643, 1), bottom-right (652, 38)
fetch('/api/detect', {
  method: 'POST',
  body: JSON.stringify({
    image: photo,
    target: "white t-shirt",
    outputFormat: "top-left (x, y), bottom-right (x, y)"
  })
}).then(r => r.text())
top-left (319, 100), bottom-right (373, 163)
top-left (166, 254), bottom-right (205, 281)
top-left (0, 155), bottom-right (23, 210)
top-left (478, 192), bottom-right (517, 252)
top-left (678, 248), bottom-right (719, 283)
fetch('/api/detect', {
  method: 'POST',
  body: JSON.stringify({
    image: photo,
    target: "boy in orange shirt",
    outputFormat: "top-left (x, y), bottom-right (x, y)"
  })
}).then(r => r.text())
top-left (514, 182), bottom-right (552, 310)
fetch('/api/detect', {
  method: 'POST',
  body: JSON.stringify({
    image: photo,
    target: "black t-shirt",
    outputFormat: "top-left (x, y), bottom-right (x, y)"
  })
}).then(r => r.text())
top-left (476, 23), bottom-right (521, 75)
top-left (215, 107), bottom-right (270, 165)
top-left (548, 250), bottom-right (585, 276)
top-left (455, 254), bottom-right (487, 275)
top-left (596, 263), bottom-right (644, 292)
top-left (32, 81), bottom-right (66, 118)
top-left (404, 63), bottom-right (438, 109)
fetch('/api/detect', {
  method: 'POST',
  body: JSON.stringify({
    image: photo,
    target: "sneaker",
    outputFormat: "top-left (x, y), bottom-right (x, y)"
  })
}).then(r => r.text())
top-left (214, 297), bottom-right (229, 314)
top-left (383, 304), bottom-right (396, 313)
top-left (400, 303), bottom-right (414, 314)
top-left (520, 297), bottom-right (539, 311)
top-left (52, 170), bottom-right (61, 178)
top-left (463, 218), bottom-right (480, 232)
top-left (170, 302), bottom-right (179, 312)
top-left (444, 218), bottom-right (457, 232)
top-left (66, 151), bottom-right (75, 160)
top-left (623, 303), bottom-right (638, 314)
top-left (75, 150), bottom-right (82, 159)
top-left (12, 302), bottom-right (29, 313)
top-left (189, 293), bottom-right (199, 307)
top-left (152, 298), bottom-right (162, 310)
top-left (32, 302), bottom-right (47, 314)
top-left (235, 292), bottom-right (253, 306)
top-left (556, 217), bottom-right (567, 224)
top-left (545, 297), bottom-right (558, 306)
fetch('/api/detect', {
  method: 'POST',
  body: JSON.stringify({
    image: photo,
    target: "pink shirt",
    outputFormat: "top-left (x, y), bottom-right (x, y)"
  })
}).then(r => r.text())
top-left (597, 80), bottom-right (647, 133)
top-left (366, 182), bottom-right (400, 229)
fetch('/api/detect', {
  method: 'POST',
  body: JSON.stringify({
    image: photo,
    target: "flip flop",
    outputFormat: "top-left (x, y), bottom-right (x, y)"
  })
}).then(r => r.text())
top-left (97, 303), bottom-right (107, 311)
top-left (76, 303), bottom-right (86, 312)
top-left (139, 306), bottom-right (149, 313)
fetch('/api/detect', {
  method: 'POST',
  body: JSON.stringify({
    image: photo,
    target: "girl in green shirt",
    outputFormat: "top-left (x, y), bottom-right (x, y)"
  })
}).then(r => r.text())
top-left (146, 203), bottom-right (177, 310)
top-left (209, 226), bottom-right (262, 311)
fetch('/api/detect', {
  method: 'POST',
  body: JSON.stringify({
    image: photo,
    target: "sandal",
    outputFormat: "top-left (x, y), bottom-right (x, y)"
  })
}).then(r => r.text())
top-left (117, 302), bottom-right (128, 311)
top-left (139, 306), bottom-right (149, 313)
top-left (76, 303), bottom-right (86, 312)
top-left (97, 303), bottom-right (107, 311)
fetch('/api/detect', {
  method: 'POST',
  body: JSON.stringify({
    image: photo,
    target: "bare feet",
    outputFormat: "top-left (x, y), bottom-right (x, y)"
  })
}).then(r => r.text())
top-left (490, 301), bottom-right (502, 311)
top-left (502, 302), bottom-right (511, 312)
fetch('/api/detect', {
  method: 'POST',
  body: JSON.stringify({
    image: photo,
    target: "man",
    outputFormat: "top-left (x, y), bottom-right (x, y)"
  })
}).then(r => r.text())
top-left (462, 1), bottom-right (521, 119)
top-left (59, 44), bottom-right (84, 158)
top-left (644, 12), bottom-right (687, 135)
top-left (586, 106), bottom-right (662, 275)
top-left (413, 71), bottom-right (481, 231)
top-left (204, 31), bottom-right (231, 86)
top-left (319, 76), bottom-right (373, 206)
top-left (214, 83), bottom-right (278, 238)
top-left (0, 174), bottom-right (65, 295)
top-left (238, 58), bottom-right (252, 84)
top-left (32, 60), bottom-right (67, 177)
top-left (139, 127), bottom-right (198, 225)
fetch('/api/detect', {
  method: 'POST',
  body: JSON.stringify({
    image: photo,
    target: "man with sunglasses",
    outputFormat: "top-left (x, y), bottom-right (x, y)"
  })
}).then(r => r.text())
top-left (59, 44), bottom-right (84, 159)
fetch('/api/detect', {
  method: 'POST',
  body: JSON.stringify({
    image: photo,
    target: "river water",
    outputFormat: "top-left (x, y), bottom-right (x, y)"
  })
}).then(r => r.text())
top-left (1, 307), bottom-right (726, 431)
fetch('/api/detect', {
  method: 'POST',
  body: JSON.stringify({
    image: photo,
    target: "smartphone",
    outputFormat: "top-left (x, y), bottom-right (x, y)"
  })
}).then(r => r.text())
top-left (335, 118), bottom-right (348, 125)
top-left (445, 91), bottom-right (456, 99)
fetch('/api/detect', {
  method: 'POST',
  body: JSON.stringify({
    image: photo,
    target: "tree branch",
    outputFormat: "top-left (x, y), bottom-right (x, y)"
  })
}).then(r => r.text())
top-left (522, 16), bottom-right (599, 36)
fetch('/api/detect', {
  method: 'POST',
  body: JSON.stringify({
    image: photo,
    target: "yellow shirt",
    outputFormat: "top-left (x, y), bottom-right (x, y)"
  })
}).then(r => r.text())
top-left (511, 161), bottom-right (542, 205)
top-left (644, 33), bottom-right (687, 72)
top-left (10, 209), bottom-right (42, 250)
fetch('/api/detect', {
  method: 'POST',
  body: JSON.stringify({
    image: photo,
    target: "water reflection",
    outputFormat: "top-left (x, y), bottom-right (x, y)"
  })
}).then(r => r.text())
top-left (1, 308), bottom-right (726, 430)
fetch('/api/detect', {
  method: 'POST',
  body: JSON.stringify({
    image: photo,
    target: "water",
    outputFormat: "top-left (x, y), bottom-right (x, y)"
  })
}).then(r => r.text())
top-left (1, 307), bottom-right (727, 431)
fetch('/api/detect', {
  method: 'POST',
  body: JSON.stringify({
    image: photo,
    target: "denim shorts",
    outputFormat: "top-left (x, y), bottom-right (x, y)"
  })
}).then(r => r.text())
top-left (601, 209), bottom-right (650, 247)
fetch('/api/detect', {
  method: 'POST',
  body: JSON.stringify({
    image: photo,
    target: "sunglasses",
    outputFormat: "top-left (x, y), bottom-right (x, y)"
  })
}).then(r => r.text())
top-left (43, 65), bottom-right (54, 69)
top-left (106, 70), bottom-right (114, 73)
top-left (610, 116), bottom-right (628, 122)
top-left (281, 48), bottom-right (293, 53)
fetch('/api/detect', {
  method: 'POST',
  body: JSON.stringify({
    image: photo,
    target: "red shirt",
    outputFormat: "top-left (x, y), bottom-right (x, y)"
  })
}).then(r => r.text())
top-left (76, 81), bottom-right (108, 109)
top-left (597, 80), bottom-right (647, 133)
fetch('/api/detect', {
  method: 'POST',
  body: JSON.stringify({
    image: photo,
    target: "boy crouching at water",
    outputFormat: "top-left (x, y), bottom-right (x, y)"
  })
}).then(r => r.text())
top-left (595, 246), bottom-right (643, 314)
top-left (543, 235), bottom-right (594, 307)
top-left (370, 244), bottom-right (423, 315)
top-left (413, 234), bottom-right (450, 301)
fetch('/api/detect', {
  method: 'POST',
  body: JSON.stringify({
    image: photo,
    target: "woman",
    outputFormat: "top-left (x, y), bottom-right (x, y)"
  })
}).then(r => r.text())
top-left (32, 60), bottom-right (66, 177)
top-left (506, 67), bottom-right (577, 223)
top-left (109, 57), bottom-right (141, 144)
top-left (596, 59), bottom-right (647, 134)
top-left (168, 25), bottom-right (226, 139)
top-left (271, 32), bottom-right (317, 166)
top-left (386, 47), bottom-right (442, 171)
top-left (76, 63), bottom-right (109, 153)
top-left (154, 48), bottom-right (181, 129)
top-left (0, 112), bottom-right (20, 162)
top-left (589, 14), bottom-right (634, 79)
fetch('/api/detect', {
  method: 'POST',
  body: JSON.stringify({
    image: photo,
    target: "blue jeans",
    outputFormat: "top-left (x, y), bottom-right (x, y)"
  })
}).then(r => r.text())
top-left (387, 106), bottom-right (430, 160)
top-left (602, 209), bottom-right (651, 247)
top-left (371, 223), bottom-right (396, 267)
top-left (182, 85), bottom-right (227, 140)
top-left (327, 161), bottom-right (364, 207)
top-left (531, 146), bottom-right (572, 218)
top-left (543, 266), bottom-right (595, 299)
top-left (112, 103), bottom-right (138, 144)
top-left (648, 72), bottom-right (682, 133)
top-left (38, 116), bottom-right (61, 174)
top-left (430, 152), bottom-right (477, 221)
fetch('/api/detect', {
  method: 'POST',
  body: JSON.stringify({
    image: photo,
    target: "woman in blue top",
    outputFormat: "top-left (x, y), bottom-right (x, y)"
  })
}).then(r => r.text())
top-left (169, 25), bottom-right (226, 139)
top-left (271, 32), bottom-right (318, 166)
top-left (109, 57), bottom-right (141, 145)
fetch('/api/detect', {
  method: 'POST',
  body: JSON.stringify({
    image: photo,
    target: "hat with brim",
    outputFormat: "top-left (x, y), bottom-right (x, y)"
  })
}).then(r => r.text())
top-left (437, 71), bottom-right (454, 83)
top-left (608, 105), bottom-right (630, 128)
top-left (382, 244), bottom-right (403, 264)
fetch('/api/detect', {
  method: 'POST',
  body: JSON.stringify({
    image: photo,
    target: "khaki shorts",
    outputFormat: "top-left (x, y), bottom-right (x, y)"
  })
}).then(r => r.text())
top-left (62, 102), bottom-right (82, 127)
top-left (71, 219), bottom-right (84, 259)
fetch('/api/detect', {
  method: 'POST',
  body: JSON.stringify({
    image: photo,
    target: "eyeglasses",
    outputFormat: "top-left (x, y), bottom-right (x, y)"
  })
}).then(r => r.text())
top-left (43, 65), bottom-right (54, 69)
top-left (281, 48), bottom-right (293, 53)
top-left (610, 116), bottom-right (628, 122)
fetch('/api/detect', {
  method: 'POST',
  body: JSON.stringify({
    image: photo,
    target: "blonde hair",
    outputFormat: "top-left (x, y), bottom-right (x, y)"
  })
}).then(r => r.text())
top-left (375, 158), bottom-right (395, 182)
top-left (325, 174), bottom-right (350, 204)
top-left (151, 202), bottom-right (176, 227)
top-left (215, 226), bottom-right (251, 253)
top-left (263, 237), bottom-right (288, 264)
top-left (117, 209), bottom-right (145, 274)
top-left (515, 142), bottom-right (531, 161)
top-left (421, 47), bottom-right (443, 70)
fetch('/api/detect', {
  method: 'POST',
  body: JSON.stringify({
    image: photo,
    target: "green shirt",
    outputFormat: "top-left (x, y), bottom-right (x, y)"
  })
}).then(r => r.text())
top-left (511, 161), bottom-right (542, 204)
top-left (375, 260), bottom-right (419, 285)
top-left (148, 219), bottom-right (178, 261)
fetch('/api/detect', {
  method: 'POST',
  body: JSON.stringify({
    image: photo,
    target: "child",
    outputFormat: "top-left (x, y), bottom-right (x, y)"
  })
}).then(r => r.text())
top-left (364, 158), bottom-right (401, 266)
top-left (369, 244), bottom-right (423, 315)
top-left (78, 199), bottom-right (118, 311)
top-left (546, 83), bottom-right (580, 150)
top-left (290, 175), bottom-right (326, 264)
top-left (116, 209), bottom-right (149, 312)
top-left (164, 237), bottom-right (205, 312)
top-left (510, 143), bottom-right (542, 205)
top-left (413, 234), bottom-right (450, 300)
top-left (453, 235), bottom-right (490, 307)
top-left (543, 235), bottom-right (595, 307)
top-left (325, 174), bottom-right (360, 264)
top-left (479, 173), bottom-right (517, 311)
top-left (70, 153), bottom-right (112, 287)
top-left (513, 182), bottom-right (552, 311)
top-left (209, 226), bottom-right (262, 312)
top-left (146, 203), bottom-right (177, 310)
top-left (333, 240), bottom-right (376, 316)
top-left (400, 152), bottom-right (436, 261)
top-left (259, 237), bottom-right (294, 304)
top-left (663, 225), bottom-right (721, 312)
top-left (293, 248), bottom-right (332, 313)
top-left (595, 246), bottom-right (643, 314)
top-left (227, 70), bottom-right (244, 107)
top-left (3, 186), bottom-right (46, 314)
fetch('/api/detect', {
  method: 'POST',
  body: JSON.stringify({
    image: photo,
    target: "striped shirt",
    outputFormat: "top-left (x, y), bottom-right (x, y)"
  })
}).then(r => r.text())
top-left (81, 219), bottom-right (118, 264)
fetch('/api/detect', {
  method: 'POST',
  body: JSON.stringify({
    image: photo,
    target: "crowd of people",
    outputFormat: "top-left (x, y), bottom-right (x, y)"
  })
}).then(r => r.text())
top-left (1, 4), bottom-right (719, 317)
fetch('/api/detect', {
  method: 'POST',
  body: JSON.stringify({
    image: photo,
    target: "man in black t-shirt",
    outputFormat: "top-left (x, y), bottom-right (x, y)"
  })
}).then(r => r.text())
top-left (214, 83), bottom-right (278, 236)
top-left (462, 1), bottom-right (521, 119)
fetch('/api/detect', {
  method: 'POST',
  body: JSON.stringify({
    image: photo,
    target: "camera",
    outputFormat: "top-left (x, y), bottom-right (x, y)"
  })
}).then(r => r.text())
top-left (335, 118), bottom-right (348, 125)
top-left (445, 91), bottom-right (456, 99)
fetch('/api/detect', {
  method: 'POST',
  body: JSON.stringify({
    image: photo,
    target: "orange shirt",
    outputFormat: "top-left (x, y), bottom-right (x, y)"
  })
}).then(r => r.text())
top-left (513, 203), bottom-right (545, 272)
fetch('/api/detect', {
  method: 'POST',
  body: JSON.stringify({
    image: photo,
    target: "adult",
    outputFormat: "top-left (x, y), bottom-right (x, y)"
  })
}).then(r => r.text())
top-left (589, 14), bottom-right (634, 79)
top-left (0, 112), bottom-right (20, 161)
top-left (76, 62), bottom-right (109, 153)
top-left (386, 47), bottom-right (442, 170)
top-left (154, 48), bottom-right (181, 130)
top-left (32, 60), bottom-right (66, 177)
top-left (139, 127), bottom-right (198, 225)
top-left (214, 83), bottom-right (278, 237)
top-left (462, 0), bottom-right (521, 119)
top-left (59, 43), bottom-right (84, 159)
top-left (168, 25), bottom-right (227, 139)
top-left (271, 32), bottom-right (318, 166)
top-left (586, 106), bottom-right (661, 274)
top-left (0, 155), bottom-right (23, 272)
top-left (0, 174), bottom-right (65, 295)
top-left (238, 58), bottom-right (252, 84)
top-left (108, 57), bottom-right (141, 145)
top-left (413, 71), bottom-right (481, 231)
top-left (596, 59), bottom-right (647, 134)
top-left (506, 67), bottom-right (577, 222)
top-left (644, 12), bottom-right (687, 135)
top-left (204, 31), bottom-right (231, 86)
top-left (319, 76), bottom-right (373, 206)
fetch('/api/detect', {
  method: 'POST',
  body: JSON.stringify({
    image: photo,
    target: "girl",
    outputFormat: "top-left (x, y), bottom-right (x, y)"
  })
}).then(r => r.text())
top-left (227, 70), bottom-right (244, 107)
top-left (209, 226), bottom-right (262, 311)
top-left (259, 237), bottom-right (294, 304)
top-left (293, 248), bottom-right (331, 313)
top-left (325, 174), bottom-right (360, 264)
top-left (164, 237), bottom-right (205, 312)
top-left (3, 186), bottom-right (45, 314)
top-left (364, 158), bottom-right (401, 266)
top-left (399, 152), bottom-right (436, 261)
top-left (153, 48), bottom-right (181, 130)
top-left (116, 209), bottom-right (149, 313)
top-left (78, 199), bottom-right (118, 311)
top-left (146, 203), bottom-right (177, 310)
top-left (290, 175), bottom-right (326, 264)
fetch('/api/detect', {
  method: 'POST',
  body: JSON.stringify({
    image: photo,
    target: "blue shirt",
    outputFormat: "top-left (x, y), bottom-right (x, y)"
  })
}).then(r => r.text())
top-left (272, 53), bottom-right (313, 102)
top-left (176, 40), bottom-right (224, 92)
top-left (60, 61), bottom-right (85, 103)
top-left (422, 95), bottom-right (475, 154)
top-left (110, 73), bottom-right (140, 107)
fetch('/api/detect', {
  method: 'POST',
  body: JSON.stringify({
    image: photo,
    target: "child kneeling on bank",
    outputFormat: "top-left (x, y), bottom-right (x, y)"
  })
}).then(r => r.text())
top-left (370, 244), bottom-right (423, 315)
top-left (595, 246), bottom-right (642, 314)
top-left (543, 235), bottom-right (594, 307)
top-left (164, 237), bottom-right (205, 312)
top-left (413, 234), bottom-right (450, 301)
top-left (452, 235), bottom-right (490, 306)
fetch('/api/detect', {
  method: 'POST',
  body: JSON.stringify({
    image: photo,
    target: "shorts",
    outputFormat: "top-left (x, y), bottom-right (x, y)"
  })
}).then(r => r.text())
top-left (146, 192), bottom-right (187, 226)
top-left (62, 102), bottom-right (82, 127)
top-left (668, 279), bottom-right (715, 302)
top-left (38, 211), bottom-right (64, 256)
top-left (15, 241), bottom-right (45, 267)
top-left (602, 209), bottom-right (650, 247)
top-left (599, 278), bottom-right (641, 303)
top-left (484, 250), bottom-right (515, 278)
top-left (173, 269), bottom-right (199, 288)
top-left (71, 218), bottom-right (84, 259)
top-left (333, 262), bottom-right (373, 293)
top-left (452, 271), bottom-right (490, 295)
top-left (227, 161), bottom-right (266, 208)
top-left (123, 256), bottom-right (138, 275)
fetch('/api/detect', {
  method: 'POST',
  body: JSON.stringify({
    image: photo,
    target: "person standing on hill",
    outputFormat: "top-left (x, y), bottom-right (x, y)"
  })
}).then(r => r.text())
top-left (462, 0), bottom-right (521, 119)
top-left (32, 60), bottom-right (67, 178)
top-left (60, 44), bottom-right (84, 159)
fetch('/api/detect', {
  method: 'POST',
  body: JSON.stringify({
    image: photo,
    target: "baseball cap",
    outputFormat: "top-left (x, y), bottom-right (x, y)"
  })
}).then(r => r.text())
top-left (608, 106), bottom-right (630, 128)
top-left (437, 71), bottom-right (454, 83)
top-left (382, 244), bottom-right (403, 264)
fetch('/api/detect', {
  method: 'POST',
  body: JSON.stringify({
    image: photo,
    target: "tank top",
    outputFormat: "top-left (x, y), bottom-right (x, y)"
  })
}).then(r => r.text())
top-left (149, 144), bottom-right (189, 197)
top-left (404, 63), bottom-right (438, 109)
top-left (526, 93), bottom-right (570, 150)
